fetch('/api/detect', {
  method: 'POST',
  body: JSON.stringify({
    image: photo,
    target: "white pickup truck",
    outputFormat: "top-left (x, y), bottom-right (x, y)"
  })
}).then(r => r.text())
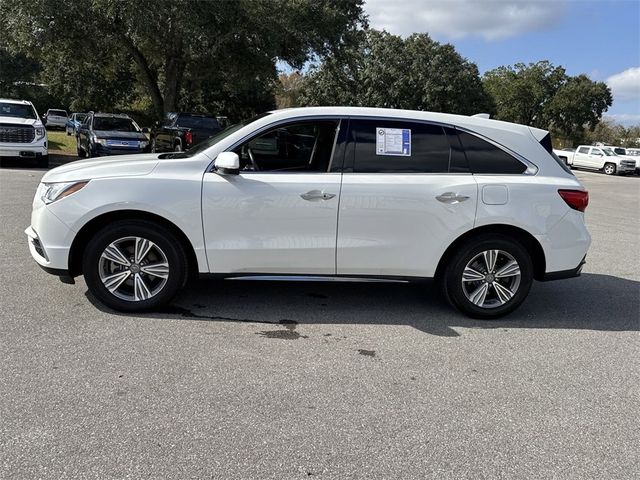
top-left (553, 145), bottom-right (636, 175)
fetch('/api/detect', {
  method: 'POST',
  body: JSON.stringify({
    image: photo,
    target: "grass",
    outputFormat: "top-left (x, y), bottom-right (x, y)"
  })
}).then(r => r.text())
top-left (47, 129), bottom-right (76, 155)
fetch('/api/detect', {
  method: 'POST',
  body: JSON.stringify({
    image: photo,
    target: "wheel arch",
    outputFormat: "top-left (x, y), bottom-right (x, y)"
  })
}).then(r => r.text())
top-left (68, 209), bottom-right (199, 279)
top-left (435, 224), bottom-right (546, 282)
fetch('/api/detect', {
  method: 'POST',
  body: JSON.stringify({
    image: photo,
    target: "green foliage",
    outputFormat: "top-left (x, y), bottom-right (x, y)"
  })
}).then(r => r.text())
top-left (483, 61), bottom-right (612, 144)
top-left (299, 29), bottom-right (494, 115)
top-left (584, 119), bottom-right (640, 148)
top-left (0, 0), bottom-right (366, 119)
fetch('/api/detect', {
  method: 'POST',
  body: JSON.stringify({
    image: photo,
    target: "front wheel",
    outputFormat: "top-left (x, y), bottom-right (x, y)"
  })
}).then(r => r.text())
top-left (603, 163), bottom-right (616, 175)
top-left (83, 221), bottom-right (188, 312)
top-left (442, 235), bottom-right (533, 319)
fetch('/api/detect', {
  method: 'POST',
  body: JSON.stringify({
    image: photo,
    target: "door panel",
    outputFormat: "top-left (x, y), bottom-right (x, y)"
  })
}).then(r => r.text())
top-left (202, 173), bottom-right (341, 274)
top-left (337, 174), bottom-right (477, 277)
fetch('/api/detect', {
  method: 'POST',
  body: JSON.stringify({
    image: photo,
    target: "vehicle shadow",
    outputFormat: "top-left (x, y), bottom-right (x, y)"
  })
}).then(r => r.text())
top-left (86, 273), bottom-right (639, 337)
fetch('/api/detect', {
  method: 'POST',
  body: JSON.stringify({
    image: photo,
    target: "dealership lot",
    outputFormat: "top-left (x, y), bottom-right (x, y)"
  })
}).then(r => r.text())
top-left (1, 167), bottom-right (638, 478)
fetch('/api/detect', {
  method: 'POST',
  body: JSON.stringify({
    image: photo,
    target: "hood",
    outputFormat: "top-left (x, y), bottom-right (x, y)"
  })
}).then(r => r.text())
top-left (0, 115), bottom-right (42, 127)
top-left (42, 154), bottom-right (160, 183)
top-left (94, 130), bottom-right (147, 140)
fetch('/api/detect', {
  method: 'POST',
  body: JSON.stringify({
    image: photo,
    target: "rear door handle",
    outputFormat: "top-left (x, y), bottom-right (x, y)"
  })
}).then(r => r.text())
top-left (436, 192), bottom-right (470, 204)
top-left (300, 190), bottom-right (336, 201)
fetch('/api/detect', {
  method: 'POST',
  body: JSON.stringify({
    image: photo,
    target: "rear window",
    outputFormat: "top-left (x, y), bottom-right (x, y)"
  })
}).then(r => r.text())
top-left (176, 115), bottom-right (220, 130)
top-left (0, 102), bottom-right (37, 119)
top-left (457, 131), bottom-right (527, 174)
top-left (49, 110), bottom-right (67, 117)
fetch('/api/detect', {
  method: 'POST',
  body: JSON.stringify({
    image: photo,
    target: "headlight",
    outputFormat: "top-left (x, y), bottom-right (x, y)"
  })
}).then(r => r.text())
top-left (41, 181), bottom-right (89, 204)
top-left (35, 127), bottom-right (46, 140)
top-left (140, 141), bottom-right (149, 147)
top-left (95, 138), bottom-right (108, 146)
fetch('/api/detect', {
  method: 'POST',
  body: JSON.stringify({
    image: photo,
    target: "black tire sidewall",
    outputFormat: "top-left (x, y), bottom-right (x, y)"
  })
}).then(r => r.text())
top-left (445, 235), bottom-right (533, 319)
top-left (82, 221), bottom-right (187, 312)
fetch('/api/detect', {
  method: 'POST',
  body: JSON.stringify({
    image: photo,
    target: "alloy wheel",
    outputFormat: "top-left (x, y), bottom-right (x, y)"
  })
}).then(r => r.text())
top-left (461, 249), bottom-right (522, 309)
top-left (98, 236), bottom-right (169, 301)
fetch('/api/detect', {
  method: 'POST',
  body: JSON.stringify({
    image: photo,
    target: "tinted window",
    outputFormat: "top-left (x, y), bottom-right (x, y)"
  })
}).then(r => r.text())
top-left (458, 131), bottom-right (527, 174)
top-left (0, 102), bottom-right (37, 119)
top-left (234, 121), bottom-right (338, 172)
top-left (93, 117), bottom-right (138, 132)
top-left (50, 110), bottom-right (67, 117)
top-left (176, 115), bottom-right (220, 131)
top-left (350, 120), bottom-right (452, 173)
top-left (577, 147), bottom-right (590, 154)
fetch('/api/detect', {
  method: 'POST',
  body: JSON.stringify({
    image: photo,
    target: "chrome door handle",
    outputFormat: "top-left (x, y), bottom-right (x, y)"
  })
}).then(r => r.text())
top-left (436, 192), bottom-right (470, 204)
top-left (300, 190), bottom-right (336, 201)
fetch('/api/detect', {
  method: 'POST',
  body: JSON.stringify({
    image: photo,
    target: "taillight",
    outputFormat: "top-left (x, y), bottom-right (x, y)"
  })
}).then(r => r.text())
top-left (558, 189), bottom-right (589, 212)
top-left (184, 131), bottom-right (193, 145)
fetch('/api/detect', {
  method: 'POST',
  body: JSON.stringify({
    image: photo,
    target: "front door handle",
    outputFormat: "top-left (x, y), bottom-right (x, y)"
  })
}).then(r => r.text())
top-left (300, 190), bottom-right (336, 201)
top-left (436, 192), bottom-right (470, 204)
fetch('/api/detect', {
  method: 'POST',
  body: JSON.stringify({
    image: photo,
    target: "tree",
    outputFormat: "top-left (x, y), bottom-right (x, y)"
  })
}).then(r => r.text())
top-left (0, 0), bottom-right (366, 118)
top-left (300, 29), bottom-right (494, 115)
top-left (275, 72), bottom-right (306, 109)
top-left (483, 61), bottom-right (612, 144)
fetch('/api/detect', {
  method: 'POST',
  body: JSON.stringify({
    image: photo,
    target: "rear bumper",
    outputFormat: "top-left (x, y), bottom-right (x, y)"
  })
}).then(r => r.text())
top-left (540, 256), bottom-right (586, 281)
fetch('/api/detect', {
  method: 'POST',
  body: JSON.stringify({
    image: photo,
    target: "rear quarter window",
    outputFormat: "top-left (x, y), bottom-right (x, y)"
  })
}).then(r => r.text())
top-left (457, 131), bottom-right (527, 174)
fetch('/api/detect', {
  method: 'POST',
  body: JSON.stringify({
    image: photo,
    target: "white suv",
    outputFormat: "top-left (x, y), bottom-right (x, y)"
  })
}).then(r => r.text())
top-left (25, 107), bottom-right (591, 318)
top-left (0, 98), bottom-right (48, 168)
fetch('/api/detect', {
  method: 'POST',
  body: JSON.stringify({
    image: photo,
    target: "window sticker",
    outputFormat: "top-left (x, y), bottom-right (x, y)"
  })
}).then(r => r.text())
top-left (376, 127), bottom-right (411, 156)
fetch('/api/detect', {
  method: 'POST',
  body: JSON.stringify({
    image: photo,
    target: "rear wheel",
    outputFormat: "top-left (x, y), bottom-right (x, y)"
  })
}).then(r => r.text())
top-left (603, 162), bottom-right (616, 175)
top-left (82, 221), bottom-right (188, 312)
top-left (442, 235), bottom-right (533, 319)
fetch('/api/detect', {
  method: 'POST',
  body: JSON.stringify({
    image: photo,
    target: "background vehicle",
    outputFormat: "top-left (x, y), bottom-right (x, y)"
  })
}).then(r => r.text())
top-left (65, 112), bottom-right (87, 136)
top-left (27, 107), bottom-right (590, 319)
top-left (43, 109), bottom-right (68, 129)
top-left (150, 112), bottom-right (221, 152)
top-left (76, 112), bottom-right (149, 158)
top-left (553, 145), bottom-right (636, 175)
top-left (0, 98), bottom-right (48, 168)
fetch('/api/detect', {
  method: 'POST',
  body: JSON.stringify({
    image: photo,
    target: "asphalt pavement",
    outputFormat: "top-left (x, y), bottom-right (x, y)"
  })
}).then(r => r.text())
top-left (1, 165), bottom-right (638, 479)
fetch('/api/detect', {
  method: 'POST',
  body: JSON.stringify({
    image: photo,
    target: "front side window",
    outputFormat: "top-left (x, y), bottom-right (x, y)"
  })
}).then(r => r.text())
top-left (457, 131), bottom-right (527, 174)
top-left (349, 120), bottom-right (453, 173)
top-left (233, 120), bottom-right (339, 172)
top-left (590, 148), bottom-right (603, 156)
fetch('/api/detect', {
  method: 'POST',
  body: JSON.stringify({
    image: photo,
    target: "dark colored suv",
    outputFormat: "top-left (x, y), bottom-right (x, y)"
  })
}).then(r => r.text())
top-left (150, 112), bottom-right (221, 153)
top-left (76, 112), bottom-right (149, 158)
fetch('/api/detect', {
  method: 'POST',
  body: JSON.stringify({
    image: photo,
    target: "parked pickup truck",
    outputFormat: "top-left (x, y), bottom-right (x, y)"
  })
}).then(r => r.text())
top-left (150, 112), bottom-right (221, 153)
top-left (553, 145), bottom-right (636, 175)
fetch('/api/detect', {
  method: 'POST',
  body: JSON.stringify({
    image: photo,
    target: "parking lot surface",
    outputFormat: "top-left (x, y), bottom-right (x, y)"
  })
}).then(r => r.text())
top-left (1, 166), bottom-right (638, 479)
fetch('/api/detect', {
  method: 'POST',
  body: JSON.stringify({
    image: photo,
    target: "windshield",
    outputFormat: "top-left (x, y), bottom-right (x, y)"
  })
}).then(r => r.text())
top-left (93, 117), bottom-right (139, 132)
top-left (602, 148), bottom-right (616, 156)
top-left (614, 148), bottom-right (626, 155)
top-left (0, 102), bottom-right (38, 119)
top-left (49, 110), bottom-right (67, 117)
top-left (159, 112), bottom-right (272, 159)
top-left (176, 115), bottom-right (220, 130)
top-left (75, 113), bottom-right (87, 122)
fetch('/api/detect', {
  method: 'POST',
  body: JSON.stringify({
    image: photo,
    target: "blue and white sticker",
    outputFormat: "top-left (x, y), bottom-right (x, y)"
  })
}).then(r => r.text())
top-left (376, 127), bottom-right (411, 156)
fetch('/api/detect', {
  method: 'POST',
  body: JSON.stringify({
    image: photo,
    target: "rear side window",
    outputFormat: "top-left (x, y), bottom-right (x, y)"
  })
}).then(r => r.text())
top-left (349, 120), bottom-right (453, 173)
top-left (577, 147), bottom-right (589, 154)
top-left (457, 131), bottom-right (527, 174)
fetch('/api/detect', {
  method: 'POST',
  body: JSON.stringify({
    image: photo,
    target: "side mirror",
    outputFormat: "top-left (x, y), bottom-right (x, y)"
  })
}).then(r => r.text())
top-left (141, 127), bottom-right (150, 134)
top-left (214, 152), bottom-right (240, 175)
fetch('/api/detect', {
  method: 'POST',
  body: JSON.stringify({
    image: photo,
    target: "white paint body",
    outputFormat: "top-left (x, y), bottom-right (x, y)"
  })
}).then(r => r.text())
top-left (0, 98), bottom-right (48, 158)
top-left (27, 107), bottom-right (590, 281)
top-left (554, 146), bottom-right (636, 173)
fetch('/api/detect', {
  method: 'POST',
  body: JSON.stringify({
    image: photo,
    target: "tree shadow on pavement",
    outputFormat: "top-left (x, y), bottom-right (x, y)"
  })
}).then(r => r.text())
top-left (87, 273), bottom-right (639, 337)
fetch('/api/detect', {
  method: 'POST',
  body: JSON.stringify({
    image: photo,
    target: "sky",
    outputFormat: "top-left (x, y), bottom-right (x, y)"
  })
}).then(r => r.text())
top-left (364, 0), bottom-right (640, 125)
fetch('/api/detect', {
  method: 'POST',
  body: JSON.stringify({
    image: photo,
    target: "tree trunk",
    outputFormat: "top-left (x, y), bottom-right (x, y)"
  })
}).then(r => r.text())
top-left (119, 35), bottom-right (165, 119)
top-left (163, 38), bottom-right (185, 113)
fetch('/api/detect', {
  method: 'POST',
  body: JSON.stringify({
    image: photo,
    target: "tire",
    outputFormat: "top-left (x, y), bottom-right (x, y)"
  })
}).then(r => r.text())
top-left (603, 163), bottom-right (616, 175)
top-left (150, 137), bottom-right (157, 153)
top-left (82, 220), bottom-right (188, 312)
top-left (36, 155), bottom-right (49, 169)
top-left (76, 137), bottom-right (86, 158)
top-left (442, 234), bottom-right (533, 319)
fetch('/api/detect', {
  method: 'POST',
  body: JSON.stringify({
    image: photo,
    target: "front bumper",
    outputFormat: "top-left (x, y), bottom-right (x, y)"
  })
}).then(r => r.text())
top-left (0, 141), bottom-right (47, 158)
top-left (25, 203), bottom-right (76, 273)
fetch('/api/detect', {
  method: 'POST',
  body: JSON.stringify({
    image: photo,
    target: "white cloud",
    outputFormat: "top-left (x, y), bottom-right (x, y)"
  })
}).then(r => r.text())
top-left (607, 67), bottom-right (640, 102)
top-left (603, 114), bottom-right (640, 127)
top-left (365, 0), bottom-right (568, 40)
